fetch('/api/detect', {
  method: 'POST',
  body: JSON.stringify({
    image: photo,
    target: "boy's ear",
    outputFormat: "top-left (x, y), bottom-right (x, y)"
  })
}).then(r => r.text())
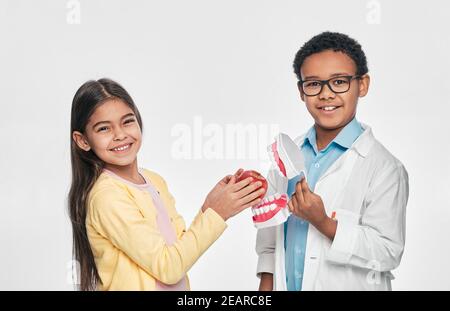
top-left (72, 131), bottom-right (91, 151)
top-left (297, 81), bottom-right (305, 102)
top-left (358, 74), bottom-right (370, 98)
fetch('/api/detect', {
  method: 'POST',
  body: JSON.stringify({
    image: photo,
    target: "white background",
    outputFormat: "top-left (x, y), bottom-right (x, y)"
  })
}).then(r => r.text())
top-left (1, 0), bottom-right (449, 290)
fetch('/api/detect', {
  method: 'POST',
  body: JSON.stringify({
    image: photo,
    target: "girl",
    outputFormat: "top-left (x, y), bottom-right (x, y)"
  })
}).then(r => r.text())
top-left (68, 78), bottom-right (265, 291)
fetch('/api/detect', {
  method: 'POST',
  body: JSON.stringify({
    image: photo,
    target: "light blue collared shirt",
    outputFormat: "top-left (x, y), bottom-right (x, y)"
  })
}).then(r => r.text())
top-left (284, 117), bottom-right (363, 291)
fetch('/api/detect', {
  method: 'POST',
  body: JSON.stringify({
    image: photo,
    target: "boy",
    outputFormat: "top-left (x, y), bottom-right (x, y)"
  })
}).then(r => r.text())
top-left (256, 32), bottom-right (409, 291)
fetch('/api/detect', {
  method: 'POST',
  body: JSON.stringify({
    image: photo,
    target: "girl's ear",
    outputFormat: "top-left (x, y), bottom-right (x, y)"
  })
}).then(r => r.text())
top-left (358, 74), bottom-right (370, 98)
top-left (72, 131), bottom-right (91, 151)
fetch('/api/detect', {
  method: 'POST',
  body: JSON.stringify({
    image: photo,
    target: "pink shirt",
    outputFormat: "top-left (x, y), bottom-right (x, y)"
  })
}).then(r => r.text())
top-left (102, 168), bottom-right (187, 291)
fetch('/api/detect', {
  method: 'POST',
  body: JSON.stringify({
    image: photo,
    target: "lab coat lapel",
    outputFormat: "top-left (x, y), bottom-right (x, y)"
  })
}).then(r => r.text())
top-left (301, 124), bottom-right (375, 290)
top-left (315, 124), bottom-right (374, 183)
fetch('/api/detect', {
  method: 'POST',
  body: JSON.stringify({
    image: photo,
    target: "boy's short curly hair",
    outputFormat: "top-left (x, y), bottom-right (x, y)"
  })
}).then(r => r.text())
top-left (293, 31), bottom-right (368, 81)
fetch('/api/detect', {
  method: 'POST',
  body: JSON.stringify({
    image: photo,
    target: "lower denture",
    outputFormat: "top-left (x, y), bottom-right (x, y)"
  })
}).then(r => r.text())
top-left (252, 194), bottom-right (288, 223)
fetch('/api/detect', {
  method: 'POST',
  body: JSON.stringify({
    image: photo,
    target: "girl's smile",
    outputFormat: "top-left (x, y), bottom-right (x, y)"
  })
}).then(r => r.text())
top-left (109, 142), bottom-right (133, 153)
top-left (73, 98), bottom-right (143, 168)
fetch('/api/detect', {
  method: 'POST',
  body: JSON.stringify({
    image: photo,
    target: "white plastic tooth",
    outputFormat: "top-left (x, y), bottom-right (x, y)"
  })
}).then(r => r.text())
top-left (267, 148), bottom-right (275, 163)
top-left (268, 195), bottom-right (275, 202)
top-left (267, 143), bottom-right (286, 178)
top-left (270, 204), bottom-right (277, 211)
top-left (267, 143), bottom-right (275, 156)
top-left (264, 206), bottom-right (270, 213)
top-left (251, 208), bottom-right (256, 216)
top-left (275, 193), bottom-right (281, 199)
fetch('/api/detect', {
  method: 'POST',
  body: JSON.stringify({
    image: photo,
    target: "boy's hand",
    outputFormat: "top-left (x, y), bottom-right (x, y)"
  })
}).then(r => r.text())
top-left (288, 178), bottom-right (337, 240)
top-left (258, 273), bottom-right (273, 291)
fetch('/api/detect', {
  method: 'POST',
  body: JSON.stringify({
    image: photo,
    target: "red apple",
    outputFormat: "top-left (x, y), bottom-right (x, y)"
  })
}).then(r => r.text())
top-left (236, 170), bottom-right (268, 199)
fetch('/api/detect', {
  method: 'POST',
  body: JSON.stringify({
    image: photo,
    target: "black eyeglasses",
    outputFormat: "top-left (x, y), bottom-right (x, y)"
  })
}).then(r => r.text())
top-left (298, 75), bottom-right (362, 96)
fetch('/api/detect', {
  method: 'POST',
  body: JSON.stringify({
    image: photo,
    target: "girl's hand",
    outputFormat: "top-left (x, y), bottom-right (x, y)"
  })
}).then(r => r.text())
top-left (202, 168), bottom-right (265, 221)
top-left (219, 168), bottom-right (244, 186)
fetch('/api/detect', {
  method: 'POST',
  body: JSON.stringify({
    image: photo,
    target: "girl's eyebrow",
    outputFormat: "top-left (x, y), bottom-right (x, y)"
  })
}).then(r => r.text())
top-left (120, 112), bottom-right (134, 120)
top-left (92, 121), bottom-right (108, 129)
top-left (92, 113), bottom-right (135, 129)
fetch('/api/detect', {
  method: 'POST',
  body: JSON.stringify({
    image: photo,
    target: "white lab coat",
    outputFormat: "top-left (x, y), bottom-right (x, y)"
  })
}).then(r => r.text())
top-left (255, 124), bottom-right (409, 291)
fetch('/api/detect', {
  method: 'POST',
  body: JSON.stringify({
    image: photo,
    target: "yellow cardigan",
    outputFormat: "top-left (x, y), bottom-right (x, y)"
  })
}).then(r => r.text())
top-left (86, 168), bottom-right (227, 291)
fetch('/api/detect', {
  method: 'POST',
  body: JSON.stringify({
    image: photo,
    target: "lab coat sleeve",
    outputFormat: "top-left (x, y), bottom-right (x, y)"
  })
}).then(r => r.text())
top-left (256, 226), bottom-right (277, 277)
top-left (255, 165), bottom-right (286, 277)
top-left (326, 163), bottom-right (409, 272)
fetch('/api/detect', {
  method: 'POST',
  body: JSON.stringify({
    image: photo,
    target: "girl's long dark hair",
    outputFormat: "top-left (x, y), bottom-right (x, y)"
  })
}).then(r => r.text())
top-left (68, 78), bottom-right (143, 290)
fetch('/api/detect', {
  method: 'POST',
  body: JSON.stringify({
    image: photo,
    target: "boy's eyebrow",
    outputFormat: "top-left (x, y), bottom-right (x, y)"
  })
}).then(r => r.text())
top-left (92, 113), bottom-right (135, 129)
top-left (303, 72), bottom-right (352, 80)
top-left (329, 72), bottom-right (352, 77)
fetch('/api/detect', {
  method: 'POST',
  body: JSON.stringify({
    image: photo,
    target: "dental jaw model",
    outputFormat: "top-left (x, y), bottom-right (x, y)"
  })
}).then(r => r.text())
top-left (251, 192), bottom-right (289, 229)
top-left (252, 133), bottom-right (307, 229)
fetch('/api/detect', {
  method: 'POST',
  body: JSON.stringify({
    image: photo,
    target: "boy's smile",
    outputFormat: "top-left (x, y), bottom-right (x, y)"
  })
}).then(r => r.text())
top-left (298, 50), bottom-right (370, 143)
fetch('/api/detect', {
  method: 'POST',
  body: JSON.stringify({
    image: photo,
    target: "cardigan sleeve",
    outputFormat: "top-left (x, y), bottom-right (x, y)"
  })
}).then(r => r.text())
top-left (88, 184), bottom-right (227, 285)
